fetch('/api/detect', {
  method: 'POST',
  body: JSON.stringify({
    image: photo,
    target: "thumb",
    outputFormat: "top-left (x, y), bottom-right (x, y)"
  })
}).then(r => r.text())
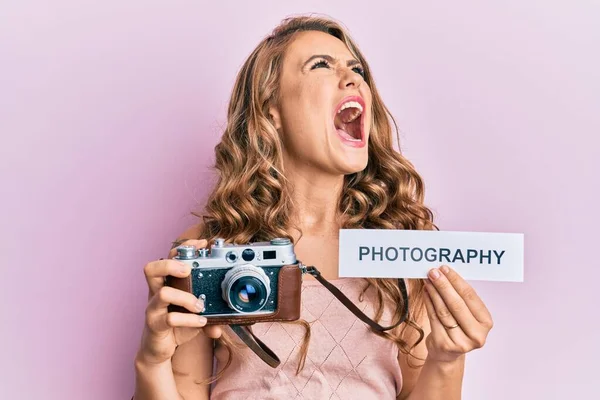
top-left (174, 327), bottom-right (202, 346)
top-left (168, 239), bottom-right (209, 258)
top-left (203, 325), bottom-right (223, 339)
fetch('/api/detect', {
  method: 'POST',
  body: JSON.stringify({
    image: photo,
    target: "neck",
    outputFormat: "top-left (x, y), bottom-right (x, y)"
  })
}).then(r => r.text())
top-left (284, 163), bottom-right (344, 237)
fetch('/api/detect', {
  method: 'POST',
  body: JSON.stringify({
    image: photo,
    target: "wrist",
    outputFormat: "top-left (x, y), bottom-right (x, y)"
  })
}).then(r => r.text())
top-left (424, 354), bottom-right (465, 373)
top-left (134, 353), bottom-right (182, 400)
top-left (406, 355), bottom-right (465, 400)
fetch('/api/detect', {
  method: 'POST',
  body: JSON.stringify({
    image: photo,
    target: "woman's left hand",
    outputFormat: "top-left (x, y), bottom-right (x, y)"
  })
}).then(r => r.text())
top-left (422, 265), bottom-right (494, 363)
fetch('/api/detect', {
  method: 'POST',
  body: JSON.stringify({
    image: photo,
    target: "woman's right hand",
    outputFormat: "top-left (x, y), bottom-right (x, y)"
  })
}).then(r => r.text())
top-left (137, 239), bottom-right (223, 365)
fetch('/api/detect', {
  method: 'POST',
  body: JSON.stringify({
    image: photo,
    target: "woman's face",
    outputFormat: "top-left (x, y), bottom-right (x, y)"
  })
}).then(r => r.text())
top-left (270, 31), bottom-right (372, 176)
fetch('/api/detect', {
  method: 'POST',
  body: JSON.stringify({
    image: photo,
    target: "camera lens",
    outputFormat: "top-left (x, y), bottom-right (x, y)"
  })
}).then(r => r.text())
top-left (221, 265), bottom-right (271, 313)
top-left (241, 249), bottom-right (255, 262)
top-left (229, 277), bottom-right (266, 311)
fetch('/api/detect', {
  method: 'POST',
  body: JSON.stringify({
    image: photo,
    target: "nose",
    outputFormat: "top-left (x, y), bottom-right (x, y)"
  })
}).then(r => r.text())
top-left (338, 67), bottom-right (362, 90)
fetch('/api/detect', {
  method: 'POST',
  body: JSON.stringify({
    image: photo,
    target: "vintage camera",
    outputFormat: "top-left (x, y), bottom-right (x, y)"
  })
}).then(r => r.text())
top-left (166, 238), bottom-right (302, 326)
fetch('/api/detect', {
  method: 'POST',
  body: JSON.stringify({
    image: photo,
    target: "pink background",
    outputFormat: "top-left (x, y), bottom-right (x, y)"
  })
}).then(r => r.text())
top-left (1, 1), bottom-right (599, 399)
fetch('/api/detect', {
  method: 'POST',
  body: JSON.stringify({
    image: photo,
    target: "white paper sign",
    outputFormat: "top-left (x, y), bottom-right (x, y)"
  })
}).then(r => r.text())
top-left (338, 229), bottom-right (524, 282)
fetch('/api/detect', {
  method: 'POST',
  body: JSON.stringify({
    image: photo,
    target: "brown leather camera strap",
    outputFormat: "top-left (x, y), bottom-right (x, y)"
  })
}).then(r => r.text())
top-left (230, 265), bottom-right (410, 368)
top-left (230, 325), bottom-right (281, 368)
top-left (304, 266), bottom-right (409, 332)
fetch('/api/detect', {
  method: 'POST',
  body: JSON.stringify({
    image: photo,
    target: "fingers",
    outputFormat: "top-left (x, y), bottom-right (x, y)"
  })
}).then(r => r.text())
top-left (425, 279), bottom-right (484, 355)
top-left (426, 267), bottom-right (480, 333)
top-left (149, 286), bottom-right (204, 314)
top-left (439, 266), bottom-right (494, 328)
top-left (168, 239), bottom-right (208, 259)
top-left (166, 313), bottom-right (207, 329)
top-left (422, 281), bottom-right (448, 340)
top-left (149, 312), bottom-right (208, 334)
top-left (144, 239), bottom-right (207, 298)
top-left (144, 259), bottom-right (191, 296)
top-left (146, 286), bottom-right (206, 333)
top-left (424, 280), bottom-right (459, 329)
top-left (143, 239), bottom-right (223, 340)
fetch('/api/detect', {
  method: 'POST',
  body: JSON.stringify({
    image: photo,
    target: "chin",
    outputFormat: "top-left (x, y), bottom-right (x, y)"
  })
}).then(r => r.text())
top-left (337, 155), bottom-right (369, 175)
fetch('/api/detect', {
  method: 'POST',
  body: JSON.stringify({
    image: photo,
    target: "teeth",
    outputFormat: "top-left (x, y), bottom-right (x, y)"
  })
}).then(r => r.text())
top-left (336, 100), bottom-right (363, 124)
top-left (337, 101), bottom-right (363, 114)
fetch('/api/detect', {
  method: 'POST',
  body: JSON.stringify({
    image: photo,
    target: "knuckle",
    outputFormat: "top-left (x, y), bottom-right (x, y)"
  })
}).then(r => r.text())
top-left (158, 286), bottom-right (171, 302)
top-left (461, 287), bottom-right (478, 302)
top-left (458, 343), bottom-right (471, 353)
top-left (434, 278), bottom-right (449, 289)
top-left (473, 336), bottom-right (486, 348)
top-left (145, 314), bottom-right (159, 334)
top-left (166, 313), bottom-right (177, 327)
top-left (172, 238), bottom-right (203, 249)
top-left (437, 307), bottom-right (452, 319)
top-left (447, 299), bottom-right (464, 312)
top-left (144, 346), bottom-right (170, 363)
top-left (143, 262), bottom-right (152, 276)
top-left (439, 341), bottom-right (453, 353)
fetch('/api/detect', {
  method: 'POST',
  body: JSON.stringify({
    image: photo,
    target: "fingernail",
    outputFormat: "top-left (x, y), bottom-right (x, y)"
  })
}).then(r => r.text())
top-left (195, 299), bottom-right (205, 313)
top-left (197, 315), bottom-right (207, 325)
top-left (429, 269), bottom-right (441, 280)
top-left (441, 265), bottom-right (450, 274)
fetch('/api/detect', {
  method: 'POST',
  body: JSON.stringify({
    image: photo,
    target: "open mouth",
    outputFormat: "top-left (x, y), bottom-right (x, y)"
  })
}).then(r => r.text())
top-left (333, 96), bottom-right (365, 146)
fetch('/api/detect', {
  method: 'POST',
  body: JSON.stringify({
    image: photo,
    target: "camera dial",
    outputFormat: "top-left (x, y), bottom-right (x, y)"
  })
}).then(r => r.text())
top-left (270, 238), bottom-right (291, 245)
top-left (176, 245), bottom-right (197, 260)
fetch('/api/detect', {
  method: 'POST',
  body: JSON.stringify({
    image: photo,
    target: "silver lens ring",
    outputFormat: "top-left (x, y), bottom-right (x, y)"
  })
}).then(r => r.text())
top-left (221, 264), bottom-right (271, 313)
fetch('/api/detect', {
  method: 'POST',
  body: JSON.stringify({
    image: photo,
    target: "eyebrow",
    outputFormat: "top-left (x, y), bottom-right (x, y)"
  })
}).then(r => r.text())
top-left (302, 54), bottom-right (362, 68)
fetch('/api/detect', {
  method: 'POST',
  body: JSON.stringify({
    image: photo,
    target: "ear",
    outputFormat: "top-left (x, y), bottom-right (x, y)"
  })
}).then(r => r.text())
top-left (268, 104), bottom-right (282, 131)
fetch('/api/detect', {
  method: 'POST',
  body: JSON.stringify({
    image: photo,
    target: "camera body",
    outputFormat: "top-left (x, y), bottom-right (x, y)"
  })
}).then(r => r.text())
top-left (166, 238), bottom-right (302, 326)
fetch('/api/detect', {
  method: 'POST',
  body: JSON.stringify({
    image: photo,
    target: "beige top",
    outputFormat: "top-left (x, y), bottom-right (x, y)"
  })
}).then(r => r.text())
top-left (210, 277), bottom-right (403, 399)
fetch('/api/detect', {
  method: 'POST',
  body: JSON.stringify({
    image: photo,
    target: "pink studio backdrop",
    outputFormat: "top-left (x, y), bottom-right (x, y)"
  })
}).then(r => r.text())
top-left (1, 1), bottom-right (598, 399)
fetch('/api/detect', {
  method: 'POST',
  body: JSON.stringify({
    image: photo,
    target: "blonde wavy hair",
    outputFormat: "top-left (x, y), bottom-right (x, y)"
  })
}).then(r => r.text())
top-left (178, 14), bottom-right (437, 381)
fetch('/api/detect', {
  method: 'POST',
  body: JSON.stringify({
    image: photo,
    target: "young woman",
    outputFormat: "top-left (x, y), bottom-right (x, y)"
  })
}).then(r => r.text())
top-left (133, 15), bottom-right (493, 400)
